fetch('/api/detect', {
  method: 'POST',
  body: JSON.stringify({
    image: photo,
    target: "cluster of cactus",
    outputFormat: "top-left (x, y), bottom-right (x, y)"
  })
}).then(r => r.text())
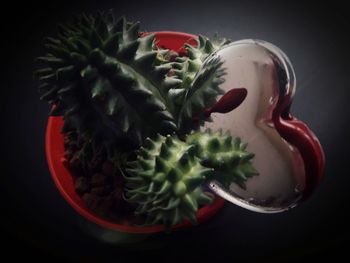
top-left (36, 10), bottom-right (259, 230)
top-left (124, 131), bottom-right (258, 229)
top-left (35, 11), bottom-right (229, 153)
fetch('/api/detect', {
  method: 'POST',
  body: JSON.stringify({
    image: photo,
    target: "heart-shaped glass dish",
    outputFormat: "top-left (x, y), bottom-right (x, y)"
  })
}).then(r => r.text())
top-left (204, 39), bottom-right (325, 213)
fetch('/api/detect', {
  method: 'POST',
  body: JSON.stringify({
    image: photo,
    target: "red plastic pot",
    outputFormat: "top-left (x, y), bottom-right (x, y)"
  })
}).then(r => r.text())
top-left (46, 31), bottom-right (226, 234)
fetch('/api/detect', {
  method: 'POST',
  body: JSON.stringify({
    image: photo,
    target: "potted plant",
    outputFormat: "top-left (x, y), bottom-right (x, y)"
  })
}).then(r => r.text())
top-left (35, 11), bottom-right (260, 233)
top-left (36, 10), bottom-right (325, 233)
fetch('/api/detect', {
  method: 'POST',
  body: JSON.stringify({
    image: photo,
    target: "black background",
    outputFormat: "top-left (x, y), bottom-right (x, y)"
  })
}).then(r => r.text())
top-left (1, 0), bottom-right (350, 261)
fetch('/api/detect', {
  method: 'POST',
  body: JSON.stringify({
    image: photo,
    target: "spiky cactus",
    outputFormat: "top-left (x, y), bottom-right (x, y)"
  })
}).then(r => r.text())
top-left (35, 11), bottom-right (230, 151)
top-left (36, 11), bottom-right (260, 230)
top-left (124, 134), bottom-right (214, 229)
top-left (35, 11), bottom-right (182, 153)
top-left (187, 129), bottom-right (259, 189)
top-left (168, 35), bottom-right (231, 133)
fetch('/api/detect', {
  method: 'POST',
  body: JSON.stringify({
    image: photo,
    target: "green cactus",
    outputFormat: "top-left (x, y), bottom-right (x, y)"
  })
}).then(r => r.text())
top-left (35, 11), bottom-right (230, 152)
top-left (35, 11), bottom-right (260, 230)
top-left (124, 134), bottom-right (214, 229)
top-left (35, 11), bottom-right (181, 153)
top-left (168, 34), bottom-right (231, 133)
top-left (187, 129), bottom-right (259, 189)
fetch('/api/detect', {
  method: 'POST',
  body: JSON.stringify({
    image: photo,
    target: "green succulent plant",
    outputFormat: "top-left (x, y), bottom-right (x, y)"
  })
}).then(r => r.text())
top-left (124, 134), bottom-right (214, 229)
top-left (187, 129), bottom-right (259, 189)
top-left (124, 129), bottom-right (258, 229)
top-left (36, 11), bottom-right (259, 230)
top-left (35, 11), bottom-right (181, 153)
top-left (35, 11), bottom-right (229, 153)
top-left (168, 34), bottom-right (231, 134)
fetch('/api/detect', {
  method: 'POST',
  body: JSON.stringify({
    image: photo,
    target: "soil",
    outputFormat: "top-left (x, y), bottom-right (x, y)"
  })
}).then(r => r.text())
top-left (63, 132), bottom-right (145, 225)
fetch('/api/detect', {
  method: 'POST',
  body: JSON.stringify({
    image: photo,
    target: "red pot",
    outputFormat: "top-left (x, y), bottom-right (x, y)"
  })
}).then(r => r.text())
top-left (46, 31), bottom-right (226, 234)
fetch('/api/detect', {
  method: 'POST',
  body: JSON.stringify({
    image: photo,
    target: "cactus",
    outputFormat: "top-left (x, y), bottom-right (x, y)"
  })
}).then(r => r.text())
top-left (36, 11), bottom-right (260, 230)
top-left (35, 11), bottom-right (230, 151)
top-left (35, 11), bottom-right (180, 153)
top-left (124, 130), bottom-right (258, 229)
top-left (168, 34), bottom-right (231, 133)
top-left (187, 129), bottom-right (259, 189)
top-left (124, 134), bottom-right (214, 229)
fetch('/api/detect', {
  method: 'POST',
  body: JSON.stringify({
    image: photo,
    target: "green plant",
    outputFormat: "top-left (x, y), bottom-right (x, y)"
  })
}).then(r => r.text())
top-left (35, 11), bottom-right (229, 153)
top-left (187, 129), bottom-right (259, 189)
top-left (35, 11), bottom-right (179, 154)
top-left (36, 11), bottom-right (259, 230)
top-left (168, 34), bottom-right (230, 134)
top-left (124, 129), bottom-right (258, 229)
top-left (124, 134), bottom-right (214, 229)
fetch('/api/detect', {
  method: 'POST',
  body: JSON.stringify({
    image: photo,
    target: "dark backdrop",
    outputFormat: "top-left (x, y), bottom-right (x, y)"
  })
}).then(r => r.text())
top-left (1, 0), bottom-right (350, 261)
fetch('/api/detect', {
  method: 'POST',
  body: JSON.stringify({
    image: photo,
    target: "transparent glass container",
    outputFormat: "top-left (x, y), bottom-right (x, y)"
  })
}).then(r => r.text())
top-left (204, 39), bottom-right (306, 213)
